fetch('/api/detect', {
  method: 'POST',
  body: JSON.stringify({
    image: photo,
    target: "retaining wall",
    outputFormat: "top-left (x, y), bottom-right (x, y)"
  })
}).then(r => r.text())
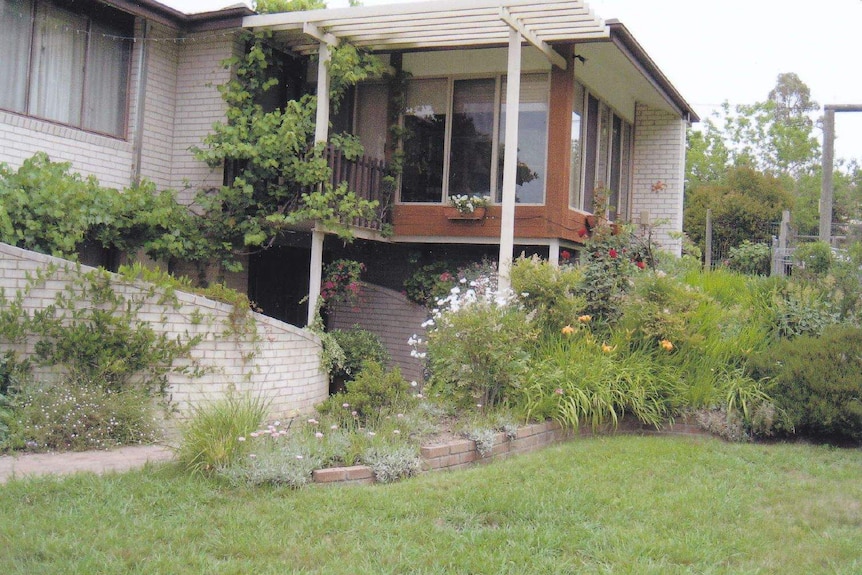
top-left (0, 243), bottom-right (328, 420)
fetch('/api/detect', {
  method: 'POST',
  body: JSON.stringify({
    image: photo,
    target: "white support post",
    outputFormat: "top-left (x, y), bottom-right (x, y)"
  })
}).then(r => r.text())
top-left (548, 239), bottom-right (560, 268)
top-left (314, 40), bottom-right (331, 146)
top-left (307, 229), bottom-right (325, 326)
top-left (498, 27), bottom-right (521, 293)
top-left (307, 40), bottom-right (331, 326)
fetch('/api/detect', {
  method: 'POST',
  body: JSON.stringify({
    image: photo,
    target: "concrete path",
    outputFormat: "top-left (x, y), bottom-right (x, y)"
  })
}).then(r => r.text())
top-left (0, 445), bottom-right (174, 484)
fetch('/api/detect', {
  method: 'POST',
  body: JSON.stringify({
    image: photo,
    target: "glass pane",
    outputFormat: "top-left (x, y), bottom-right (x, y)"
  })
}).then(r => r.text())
top-left (609, 114), bottom-right (622, 220)
top-left (30, 3), bottom-right (86, 125)
top-left (583, 94), bottom-right (599, 212)
top-left (0, 0), bottom-right (33, 113)
top-left (569, 82), bottom-right (584, 209)
top-left (83, 21), bottom-right (130, 136)
top-left (449, 78), bottom-right (495, 198)
top-left (355, 83), bottom-right (388, 160)
top-left (498, 74), bottom-right (548, 204)
top-left (401, 78), bottom-right (447, 202)
top-left (618, 121), bottom-right (633, 221)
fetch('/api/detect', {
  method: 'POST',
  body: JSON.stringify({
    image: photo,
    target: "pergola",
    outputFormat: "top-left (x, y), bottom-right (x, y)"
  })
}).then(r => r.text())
top-left (243, 0), bottom-right (609, 324)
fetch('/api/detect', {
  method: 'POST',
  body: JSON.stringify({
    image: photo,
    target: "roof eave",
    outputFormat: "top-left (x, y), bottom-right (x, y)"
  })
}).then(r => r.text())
top-left (103, 0), bottom-right (254, 31)
top-left (605, 19), bottom-right (699, 123)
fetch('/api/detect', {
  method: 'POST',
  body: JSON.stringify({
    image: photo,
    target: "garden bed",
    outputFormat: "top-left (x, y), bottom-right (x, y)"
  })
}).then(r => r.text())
top-left (311, 417), bottom-right (709, 486)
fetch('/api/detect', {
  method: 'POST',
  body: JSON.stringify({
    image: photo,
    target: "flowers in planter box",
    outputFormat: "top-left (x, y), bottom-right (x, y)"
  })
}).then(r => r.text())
top-left (448, 194), bottom-right (490, 215)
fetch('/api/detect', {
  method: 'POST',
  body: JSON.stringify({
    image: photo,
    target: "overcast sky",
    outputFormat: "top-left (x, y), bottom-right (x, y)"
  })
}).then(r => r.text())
top-left (165, 0), bottom-right (862, 163)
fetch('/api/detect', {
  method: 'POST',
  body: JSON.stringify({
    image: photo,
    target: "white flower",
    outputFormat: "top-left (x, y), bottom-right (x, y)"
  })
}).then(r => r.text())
top-left (410, 381), bottom-right (418, 387)
top-left (237, 436), bottom-right (246, 442)
top-left (368, 431), bottom-right (376, 437)
top-left (296, 455), bottom-right (304, 460)
top-left (315, 432), bottom-right (324, 439)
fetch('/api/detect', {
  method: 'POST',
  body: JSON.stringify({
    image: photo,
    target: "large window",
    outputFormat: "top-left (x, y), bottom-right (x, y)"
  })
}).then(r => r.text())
top-left (570, 84), bottom-right (633, 221)
top-left (0, 0), bottom-right (132, 138)
top-left (399, 73), bottom-right (549, 205)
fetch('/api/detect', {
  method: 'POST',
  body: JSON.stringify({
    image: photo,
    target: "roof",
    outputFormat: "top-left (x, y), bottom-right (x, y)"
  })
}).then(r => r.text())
top-left (243, 0), bottom-right (609, 68)
top-left (105, 0), bottom-right (254, 31)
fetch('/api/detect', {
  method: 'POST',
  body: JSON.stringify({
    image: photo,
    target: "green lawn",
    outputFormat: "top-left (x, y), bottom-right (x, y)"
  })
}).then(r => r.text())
top-left (1, 435), bottom-right (860, 574)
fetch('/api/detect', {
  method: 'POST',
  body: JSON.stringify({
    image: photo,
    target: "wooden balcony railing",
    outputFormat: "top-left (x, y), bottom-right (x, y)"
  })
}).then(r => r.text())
top-left (322, 144), bottom-right (392, 232)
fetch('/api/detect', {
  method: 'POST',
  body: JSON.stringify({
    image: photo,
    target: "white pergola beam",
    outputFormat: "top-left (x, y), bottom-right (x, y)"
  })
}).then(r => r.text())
top-left (500, 7), bottom-right (567, 70)
top-left (303, 21), bottom-right (338, 47)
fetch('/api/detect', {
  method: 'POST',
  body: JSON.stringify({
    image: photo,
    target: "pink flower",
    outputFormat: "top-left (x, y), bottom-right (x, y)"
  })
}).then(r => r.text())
top-left (609, 248), bottom-right (618, 259)
top-left (307, 418), bottom-right (319, 425)
top-left (554, 388), bottom-right (564, 395)
top-left (315, 432), bottom-right (324, 438)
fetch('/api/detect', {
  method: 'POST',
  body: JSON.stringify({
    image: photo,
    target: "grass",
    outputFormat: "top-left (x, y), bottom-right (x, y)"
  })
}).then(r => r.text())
top-left (1, 435), bottom-right (861, 574)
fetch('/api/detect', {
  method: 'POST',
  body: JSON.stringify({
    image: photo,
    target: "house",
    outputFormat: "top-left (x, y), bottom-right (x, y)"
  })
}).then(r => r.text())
top-left (0, 0), bottom-right (698, 380)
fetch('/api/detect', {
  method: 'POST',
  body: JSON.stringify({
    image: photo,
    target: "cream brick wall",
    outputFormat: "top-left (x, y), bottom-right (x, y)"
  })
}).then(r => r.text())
top-left (631, 103), bottom-right (688, 256)
top-left (170, 30), bottom-right (239, 202)
top-left (0, 243), bottom-right (328, 420)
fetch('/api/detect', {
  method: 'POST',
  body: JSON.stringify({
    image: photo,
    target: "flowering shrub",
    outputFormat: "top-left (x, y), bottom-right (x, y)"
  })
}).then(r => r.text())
top-left (510, 255), bottom-right (585, 334)
top-left (2, 378), bottom-right (160, 452)
top-left (424, 274), bottom-right (538, 409)
top-left (448, 194), bottom-right (490, 214)
top-left (320, 259), bottom-right (365, 311)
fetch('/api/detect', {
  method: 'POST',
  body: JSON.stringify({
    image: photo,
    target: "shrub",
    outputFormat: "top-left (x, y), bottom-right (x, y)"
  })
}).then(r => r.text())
top-left (577, 231), bottom-right (638, 324)
top-left (2, 377), bottom-right (161, 452)
top-left (329, 328), bottom-right (390, 390)
top-left (361, 443), bottom-right (422, 483)
top-left (425, 278), bottom-right (538, 409)
top-left (748, 325), bottom-right (862, 442)
top-left (317, 361), bottom-right (413, 424)
top-left (403, 261), bottom-right (457, 307)
top-left (510, 255), bottom-right (585, 334)
top-left (793, 241), bottom-right (833, 278)
top-left (176, 394), bottom-right (269, 474)
top-left (727, 240), bottom-right (771, 276)
top-left (768, 280), bottom-right (836, 339)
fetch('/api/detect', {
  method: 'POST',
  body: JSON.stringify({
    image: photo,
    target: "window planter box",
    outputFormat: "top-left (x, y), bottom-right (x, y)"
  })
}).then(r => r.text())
top-left (444, 206), bottom-right (486, 221)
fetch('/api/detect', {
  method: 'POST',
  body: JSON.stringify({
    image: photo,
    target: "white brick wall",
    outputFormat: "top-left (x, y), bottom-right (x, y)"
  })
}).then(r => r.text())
top-left (631, 103), bottom-right (688, 256)
top-left (0, 243), bottom-right (328, 420)
top-left (170, 31), bottom-right (239, 202)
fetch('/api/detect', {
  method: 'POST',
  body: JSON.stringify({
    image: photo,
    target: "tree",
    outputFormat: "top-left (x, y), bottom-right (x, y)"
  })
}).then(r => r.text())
top-left (684, 166), bottom-right (793, 256)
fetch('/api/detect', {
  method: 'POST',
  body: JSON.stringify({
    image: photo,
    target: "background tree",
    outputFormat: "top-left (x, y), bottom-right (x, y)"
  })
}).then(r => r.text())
top-left (685, 72), bottom-right (861, 247)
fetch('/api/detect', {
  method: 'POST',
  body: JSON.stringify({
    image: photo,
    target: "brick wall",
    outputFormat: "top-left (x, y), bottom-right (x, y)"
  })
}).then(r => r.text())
top-left (329, 283), bottom-right (428, 384)
top-left (631, 103), bottom-right (688, 256)
top-left (0, 243), bottom-right (328, 420)
top-left (170, 30), bottom-right (238, 202)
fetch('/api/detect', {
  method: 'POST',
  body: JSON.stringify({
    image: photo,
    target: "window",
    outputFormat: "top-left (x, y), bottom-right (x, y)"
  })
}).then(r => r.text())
top-left (497, 74), bottom-right (549, 204)
top-left (400, 78), bottom-right (448, 203)
top-left (573, 85), bottom-right (633, 221)
top-left (0, 0), bottom-right (132, 138)
top-left (569, 82), bottom-right (584, 209)
top-left (399, 73), bottom-right (549, 205)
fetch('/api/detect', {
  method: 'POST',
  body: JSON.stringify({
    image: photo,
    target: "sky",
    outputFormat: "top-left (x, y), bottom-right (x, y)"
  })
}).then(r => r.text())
top-left (164, 0), bottom-right (862, 163)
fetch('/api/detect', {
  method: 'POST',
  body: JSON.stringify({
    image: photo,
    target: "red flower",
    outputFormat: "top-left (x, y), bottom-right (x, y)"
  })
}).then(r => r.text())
top-left (560, 250), bottom-right (571, 261)
top-left (578, 228), bottom-right (588, 238)
top-left (635, 260), bottom-right (646, 270)
top-left (609, 248), bottom-right (618, 259)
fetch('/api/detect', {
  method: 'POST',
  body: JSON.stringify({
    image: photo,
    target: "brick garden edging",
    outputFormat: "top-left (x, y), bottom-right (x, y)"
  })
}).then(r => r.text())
top-left (311, 417), bottom-right (709, 486)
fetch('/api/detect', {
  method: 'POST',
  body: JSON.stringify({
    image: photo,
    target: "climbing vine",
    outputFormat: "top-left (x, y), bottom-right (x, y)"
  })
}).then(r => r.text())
top-left (192, 31), bottom-right (388, 272)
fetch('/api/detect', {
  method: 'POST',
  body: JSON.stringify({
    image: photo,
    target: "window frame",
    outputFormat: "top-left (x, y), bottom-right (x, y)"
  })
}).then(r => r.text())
top-left (0, 0), bottom-right (134, 140)
top-left (571, 86), bottom-right (634, 222)
top-left (394, 71), bottom-right (550, 206)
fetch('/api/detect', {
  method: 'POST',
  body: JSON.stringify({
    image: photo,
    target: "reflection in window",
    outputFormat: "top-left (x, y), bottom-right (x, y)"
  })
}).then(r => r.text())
top-left (401, 79), bottom-right (448, 203)
top-left (449, 78), bottom-right (495, 197)
top-left (497, 74), bottom-right (548, 204)
top-left (569, 82), bottom-right (585, 208)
